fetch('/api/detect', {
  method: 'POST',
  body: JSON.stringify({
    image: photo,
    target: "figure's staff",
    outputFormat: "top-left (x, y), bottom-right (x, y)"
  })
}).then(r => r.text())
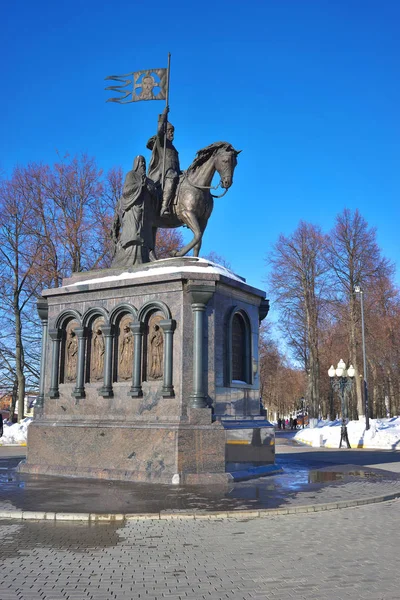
top-left (161, 53), bottom-right (171, 190)
top-left (104, 53), bottom-right (171, 187)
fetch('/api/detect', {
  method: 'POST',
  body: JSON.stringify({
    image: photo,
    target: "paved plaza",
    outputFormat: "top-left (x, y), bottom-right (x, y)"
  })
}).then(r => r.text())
top-left (1, 434), bottom-right (399, 598)
top-left (0, 499), bottom-right (399, 600)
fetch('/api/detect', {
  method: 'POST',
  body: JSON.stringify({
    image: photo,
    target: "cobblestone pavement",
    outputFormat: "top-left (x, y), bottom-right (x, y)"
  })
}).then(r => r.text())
top-left (1, 498), bottom-right (399, 600)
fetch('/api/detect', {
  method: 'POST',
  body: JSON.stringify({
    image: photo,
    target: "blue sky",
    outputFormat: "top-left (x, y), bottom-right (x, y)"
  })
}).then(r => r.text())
top-left (2, 0), bottom-right (399, 295)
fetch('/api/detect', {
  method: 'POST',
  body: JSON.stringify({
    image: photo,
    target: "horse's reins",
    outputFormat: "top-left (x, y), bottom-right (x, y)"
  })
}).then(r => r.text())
top-left (184, 171), bottom-right (230, 198)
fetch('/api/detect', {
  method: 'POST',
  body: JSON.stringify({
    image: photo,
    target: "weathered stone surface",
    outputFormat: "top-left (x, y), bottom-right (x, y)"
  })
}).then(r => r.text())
top-left (23, 258), bottom-right (274, 483)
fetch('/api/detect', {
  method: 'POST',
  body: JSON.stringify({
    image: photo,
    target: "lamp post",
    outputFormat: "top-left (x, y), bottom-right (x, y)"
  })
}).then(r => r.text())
top-left (328, 360), bottom-right (355, 449)
top-left (328, 374), bottom-right (334, 421)
top-left (354, 285), bottom-right (370, 430)
top-left (299, 397), bottom-right (306, 428)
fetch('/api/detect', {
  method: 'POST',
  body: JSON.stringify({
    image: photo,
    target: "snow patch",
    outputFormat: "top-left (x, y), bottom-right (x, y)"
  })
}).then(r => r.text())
top-left (294, 417), bottom-right (400, 450)
top-left (65, 258), bottom-right (245, 287)
top-left (0, 418), bottom-right (32, 445)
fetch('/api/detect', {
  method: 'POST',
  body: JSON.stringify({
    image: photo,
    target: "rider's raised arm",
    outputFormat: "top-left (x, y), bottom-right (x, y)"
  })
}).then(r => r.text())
top-left (157, 106), bottom-right (169, 145)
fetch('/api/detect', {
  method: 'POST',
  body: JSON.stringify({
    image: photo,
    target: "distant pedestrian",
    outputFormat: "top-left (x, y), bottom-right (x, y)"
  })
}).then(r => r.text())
top-left (289, 417), bottom-right (294, 430)
top-left (277, 418), bottom-right (282, 429)
top-left (282, 419), bottom-right (285, 430)
top-left (0, 414), bottom-right (3, 438)
top-left (293, 418), bottom-right (298, 429)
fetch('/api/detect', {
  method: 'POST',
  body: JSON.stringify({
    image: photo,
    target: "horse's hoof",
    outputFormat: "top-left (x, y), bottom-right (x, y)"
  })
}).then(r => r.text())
top-left (149, 251), bottom-right (158, 262)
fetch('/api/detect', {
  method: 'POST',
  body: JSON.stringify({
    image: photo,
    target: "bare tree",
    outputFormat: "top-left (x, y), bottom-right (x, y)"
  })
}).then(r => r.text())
top-left (324, 209), bottom-right (394, 418)
top-left (155, 229), bottom-right (184, 258)
top-left (268, 221), bottom-right (329, 420)
top-left (0, 170), bottom-right (44, 421)
top-left (202, 251), bottom-right (231, 269)
top-left (259, 323), bottom-right (305, 419)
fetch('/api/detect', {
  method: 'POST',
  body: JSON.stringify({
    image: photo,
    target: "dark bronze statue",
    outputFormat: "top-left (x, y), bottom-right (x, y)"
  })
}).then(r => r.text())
top-left (111, 156), bottom-right (157, 267)
top-left (150, 140), bottom-right (240, 258)
top-left (110, 110), bottom-right (240, 267)
top-left (147, 106), bottom-right (180, 216)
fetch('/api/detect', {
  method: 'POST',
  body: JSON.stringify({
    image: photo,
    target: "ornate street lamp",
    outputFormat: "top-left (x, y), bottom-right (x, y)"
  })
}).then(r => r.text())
top-left (354, 284), bottom-right (370, 430)
top-left (328, 360), bottom-right (355, 448)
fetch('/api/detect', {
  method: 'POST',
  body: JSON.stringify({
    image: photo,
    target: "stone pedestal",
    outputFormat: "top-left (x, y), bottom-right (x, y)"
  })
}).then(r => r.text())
top-left (20, 257), bottom-right (274, 484)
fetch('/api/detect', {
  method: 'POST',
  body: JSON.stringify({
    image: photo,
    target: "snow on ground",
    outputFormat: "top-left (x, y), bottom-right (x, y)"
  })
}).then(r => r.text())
top-left (0, 418), bottom-right (32, 445)
top-left (2, 416), bottom-right (400, 450)
top-left (294, 417), bottom-right (400, 450)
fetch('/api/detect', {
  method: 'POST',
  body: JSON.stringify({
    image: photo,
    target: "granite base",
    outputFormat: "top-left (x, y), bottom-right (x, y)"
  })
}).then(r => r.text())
top-left (18, 419), bottom-right (228, 485)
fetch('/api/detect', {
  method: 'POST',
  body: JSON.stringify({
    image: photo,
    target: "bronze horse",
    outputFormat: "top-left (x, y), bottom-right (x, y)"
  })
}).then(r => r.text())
top-left (151, 142), bottom-right (240, 258)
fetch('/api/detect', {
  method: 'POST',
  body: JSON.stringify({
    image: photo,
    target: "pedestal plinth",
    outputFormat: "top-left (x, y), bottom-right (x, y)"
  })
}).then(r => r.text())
top-left (20, 257), bottom-right (274, 484)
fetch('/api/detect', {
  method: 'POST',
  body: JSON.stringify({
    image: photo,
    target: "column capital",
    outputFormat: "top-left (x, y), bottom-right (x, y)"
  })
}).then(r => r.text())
top-left (100, 324), bottom-right (113, 337)
top-left (48, 328), bottom-right (62, 341)
top-left (130, 321), bottom-right (145, 334)
top-left (259, 299), bottom-right (270, 323)
top-left (159, 319), bottom-right (176, 333)
top-left (73, 327), bottom-right (86, 339)
top-left (36, 297), bottom-right (48, 323)
top-left (186, 283), bottom-right (215, 306)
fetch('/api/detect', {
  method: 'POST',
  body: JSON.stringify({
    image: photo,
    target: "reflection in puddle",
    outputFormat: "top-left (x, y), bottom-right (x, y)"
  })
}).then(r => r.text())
top-left (347, 470), bottom-right (382, 479)
top-left (309, 469), bottom-right (383, 483)
top-left (309, 471), bottom-right (344, 483)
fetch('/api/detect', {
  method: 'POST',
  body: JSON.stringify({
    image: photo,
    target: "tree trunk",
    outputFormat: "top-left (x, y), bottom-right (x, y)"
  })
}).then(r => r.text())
top-left (14, 296), bottom-right (25, 423)
top-left (8, 378), bottom-right (18, 423)
top-left (349, 297), bottom-right (363, 417)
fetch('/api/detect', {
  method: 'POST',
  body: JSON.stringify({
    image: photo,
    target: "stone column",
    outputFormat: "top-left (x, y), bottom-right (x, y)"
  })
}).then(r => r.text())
top-left (129, 322), bottom-right (144, 397)
top-left (160, 319), bottom-right (176, 397)
top-left (72, 327), bottom-right (86, 399)
top-left (48, 328), bottom-right (62, 399)
top-left (99, 325), bottom-right (113, 398)
top-left (187, 284), bottom-right (215, 409)
top-left (36, 298), bottom-right (48, 409)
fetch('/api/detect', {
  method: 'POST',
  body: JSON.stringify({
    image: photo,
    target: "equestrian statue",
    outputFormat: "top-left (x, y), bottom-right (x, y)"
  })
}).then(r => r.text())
top-left (111, 105), bottom-right (240, 267)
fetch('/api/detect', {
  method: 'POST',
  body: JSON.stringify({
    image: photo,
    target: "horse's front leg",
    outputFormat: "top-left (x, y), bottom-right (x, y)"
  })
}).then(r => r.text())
top-left (173, 212), bottom-right (203, 257)
top-left (192, 216), bottom-right (208, 257)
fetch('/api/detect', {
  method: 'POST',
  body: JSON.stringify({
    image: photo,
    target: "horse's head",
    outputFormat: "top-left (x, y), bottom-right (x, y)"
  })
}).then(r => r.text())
top-left (214, 144), bottom-right (241, 189)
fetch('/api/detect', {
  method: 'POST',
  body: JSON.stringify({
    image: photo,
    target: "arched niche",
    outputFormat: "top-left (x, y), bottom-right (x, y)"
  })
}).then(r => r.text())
top-left (110, 303), bottom-right (137, 384)
top-left (226, 308), bottom-right (252, 386)
top-left (144, 312), bottom-right (165, 382)
top-left (61, 319), bottom-right (80, 384)
top-left (86, 315), bottom-right (106, 384)
top-left (115, 314), bottom-right (135, 382)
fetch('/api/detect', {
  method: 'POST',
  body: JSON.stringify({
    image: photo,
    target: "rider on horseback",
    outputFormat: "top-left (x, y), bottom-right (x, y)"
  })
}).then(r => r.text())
top-left (147, 105), bottom-right (180, 216)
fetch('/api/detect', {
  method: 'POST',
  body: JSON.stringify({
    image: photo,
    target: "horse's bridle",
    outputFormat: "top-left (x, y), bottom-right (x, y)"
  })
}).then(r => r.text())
top-left (184, 159), bottom-right (232, 198)
top-left (184, 172), bottom-right (229, 198)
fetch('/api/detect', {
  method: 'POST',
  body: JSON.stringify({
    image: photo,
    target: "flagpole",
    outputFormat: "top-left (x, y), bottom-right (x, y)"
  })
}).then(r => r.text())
top-left (161, 52), bottom-right (171, 190)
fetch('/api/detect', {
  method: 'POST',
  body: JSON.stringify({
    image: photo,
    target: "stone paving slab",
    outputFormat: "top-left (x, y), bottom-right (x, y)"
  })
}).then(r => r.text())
top-left (0, 500), bottom-right (400, 600)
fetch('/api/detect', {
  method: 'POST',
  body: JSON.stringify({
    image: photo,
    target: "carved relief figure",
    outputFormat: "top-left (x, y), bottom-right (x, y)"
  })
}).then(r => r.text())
top-left (149, 323), bottom-right (163, 379)
top-left (65, 322), bottom-right (78, 382)
top-left (118, 317), bottom-right (134, 381)
top-left (91, 320), bottom-right (105, 381)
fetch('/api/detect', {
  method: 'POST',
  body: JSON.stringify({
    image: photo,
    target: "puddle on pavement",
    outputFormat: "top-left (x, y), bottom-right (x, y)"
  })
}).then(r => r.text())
top-left (0, 520), bottom-right (122, 559)
top-left (0, 456), bottom-right (390, 514)
top-left (309, 471), bottom-right (345, 483)
top-left (309, 469), bottom-right (383, 483)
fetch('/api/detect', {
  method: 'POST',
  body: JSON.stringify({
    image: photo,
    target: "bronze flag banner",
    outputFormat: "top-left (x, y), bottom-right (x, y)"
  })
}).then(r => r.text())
top-left (105, 68), bottom-right (167, 103)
